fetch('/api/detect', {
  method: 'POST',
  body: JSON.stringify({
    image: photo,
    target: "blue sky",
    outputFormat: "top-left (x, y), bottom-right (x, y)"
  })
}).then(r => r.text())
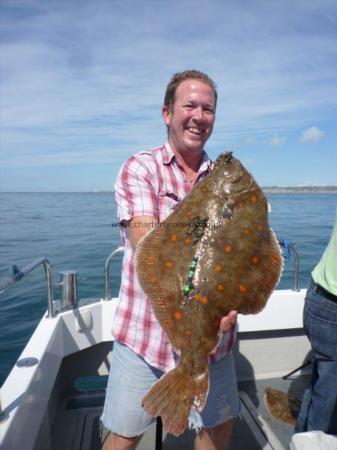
top-left (0, 0), bottom-right (337, 191)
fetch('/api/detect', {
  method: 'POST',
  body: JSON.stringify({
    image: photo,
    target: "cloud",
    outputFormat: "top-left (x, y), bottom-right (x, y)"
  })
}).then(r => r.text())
top-left (0, 0), bottom-right (337, 190)
top-left (300, 126), bottom-right (325, 143)
top-left (240, 137), bottom-right (257, 146)
top-left (268, 135), bottom-right (287, 146)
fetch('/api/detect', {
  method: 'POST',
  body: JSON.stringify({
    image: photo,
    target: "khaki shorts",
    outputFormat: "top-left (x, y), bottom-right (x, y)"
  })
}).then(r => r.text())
top-left (100, 342), bottom-right (240, 437)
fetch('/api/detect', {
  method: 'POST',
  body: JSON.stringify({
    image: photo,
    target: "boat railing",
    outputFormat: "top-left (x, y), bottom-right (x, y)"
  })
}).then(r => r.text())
top-left (0, 240), bottom-right (300, 319)
top-left (0, 257), bottom-right (55, 317)
top-left (104, 246), bottom-right (124, 301)
top-left (0, 246), bottom-right (125, 319)
top-left (0, 245), bottom-right (125, 319)
top-left (278, 240), bottom-right (300, 292)
top-left (103, 240), bottom-right (300, 299)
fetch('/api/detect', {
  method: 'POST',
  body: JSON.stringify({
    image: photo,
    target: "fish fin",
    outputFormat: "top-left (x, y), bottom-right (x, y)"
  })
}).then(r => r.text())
top-left (136, 227), bottom-right (176, 323)
top-left (269, 227), bottom-right (284, 281)
top-left (240, 228), bottom-right (283, 315)
top-left (136, 220), bottom-right (188, 348)
top-left (264, 387), bottom-right (301, 426)
top-left (142, 365), bottom-right (209, 436)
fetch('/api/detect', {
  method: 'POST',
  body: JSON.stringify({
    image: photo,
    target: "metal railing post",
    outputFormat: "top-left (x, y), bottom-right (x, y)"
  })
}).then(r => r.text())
top-left (278, 240), bottom-right (300, 292)
top-left (0, 257), bottom-right (55, 317)
top-left (104, 246), bottom-right (124, 301)
top-left (289, 243), bottom-right (300, 292)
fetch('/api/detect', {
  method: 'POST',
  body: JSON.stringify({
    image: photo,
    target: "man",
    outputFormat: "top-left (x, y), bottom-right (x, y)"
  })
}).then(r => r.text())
top-left (101, 70), bottom-right (239, 450)
top-left (295, 211), bottom-right (337, 435)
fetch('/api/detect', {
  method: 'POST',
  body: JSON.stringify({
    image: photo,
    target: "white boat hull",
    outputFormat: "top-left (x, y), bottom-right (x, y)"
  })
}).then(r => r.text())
top-left (0, 290), bottom-right (310, 449)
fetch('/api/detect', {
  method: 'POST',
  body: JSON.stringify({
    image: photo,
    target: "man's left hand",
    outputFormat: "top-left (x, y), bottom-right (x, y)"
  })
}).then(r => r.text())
top-left (210, 310), bottom-right (238, 355)
top-left (219, 310), bottom-right (238, 333)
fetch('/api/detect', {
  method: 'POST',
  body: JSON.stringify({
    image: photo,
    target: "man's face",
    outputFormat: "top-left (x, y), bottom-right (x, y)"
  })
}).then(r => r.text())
top-left (162, 79), bottom-right (216, 156)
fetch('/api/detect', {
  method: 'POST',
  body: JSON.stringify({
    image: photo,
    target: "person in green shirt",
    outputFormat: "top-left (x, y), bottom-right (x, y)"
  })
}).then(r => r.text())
top-left (295, 210), bottom-right (337, 434)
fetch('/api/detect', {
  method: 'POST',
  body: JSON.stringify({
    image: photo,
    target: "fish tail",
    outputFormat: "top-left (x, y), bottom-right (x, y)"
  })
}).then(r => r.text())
top-left (142, 364), bottom-right (209, 436)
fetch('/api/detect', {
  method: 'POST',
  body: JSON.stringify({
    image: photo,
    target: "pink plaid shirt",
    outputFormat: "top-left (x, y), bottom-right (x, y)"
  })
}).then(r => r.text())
top-left (113, 143), bottom-right (236, 372)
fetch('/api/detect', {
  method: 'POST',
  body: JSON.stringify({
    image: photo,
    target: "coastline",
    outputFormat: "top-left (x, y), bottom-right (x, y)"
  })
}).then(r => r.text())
top-left (1, 187), bottom-right (337, 194)
top-left (262, 186), bottom-right (337, 193)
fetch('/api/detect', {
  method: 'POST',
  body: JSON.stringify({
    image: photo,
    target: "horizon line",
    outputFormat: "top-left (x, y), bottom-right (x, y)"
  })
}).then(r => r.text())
top-left (1, 185), bottom-right (337, 194)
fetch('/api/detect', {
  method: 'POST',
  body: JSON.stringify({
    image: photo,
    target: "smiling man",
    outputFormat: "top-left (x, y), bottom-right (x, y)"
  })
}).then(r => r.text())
top-left (101, 70), bottom-right (239, 450)
top-left (162, 74), bottom-right (216, 167)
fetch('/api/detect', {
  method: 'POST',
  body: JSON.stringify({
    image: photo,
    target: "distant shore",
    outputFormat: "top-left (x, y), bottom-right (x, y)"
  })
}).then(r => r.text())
top-left (1, 187), bottom-right (337, 194)
top-left (262, 186), bottom-right (337, 193)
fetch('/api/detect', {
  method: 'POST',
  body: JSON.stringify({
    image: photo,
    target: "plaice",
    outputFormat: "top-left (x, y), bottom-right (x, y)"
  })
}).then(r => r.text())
top-left (264, 387), bottom-right (301, 425)
top-left (136, 152), bottom-right (283, 436)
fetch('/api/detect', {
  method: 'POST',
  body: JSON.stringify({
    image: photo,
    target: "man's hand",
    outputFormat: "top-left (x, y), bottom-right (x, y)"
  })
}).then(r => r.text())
top-left (219, 310), bottom-right (237, 333)
top-left (210, 310), bottom-right (237, 355)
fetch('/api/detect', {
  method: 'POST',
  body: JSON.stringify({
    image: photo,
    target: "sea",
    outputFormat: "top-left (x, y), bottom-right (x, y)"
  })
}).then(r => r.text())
top-left (0, 192), bottom-right (336, 386)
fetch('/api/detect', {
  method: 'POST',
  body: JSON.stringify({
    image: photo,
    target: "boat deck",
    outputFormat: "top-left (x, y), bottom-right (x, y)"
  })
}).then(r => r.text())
top-left (50, 373), bottom-right (310, 450)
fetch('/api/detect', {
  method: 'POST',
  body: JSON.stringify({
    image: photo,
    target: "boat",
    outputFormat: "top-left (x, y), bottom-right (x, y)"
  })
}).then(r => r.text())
top-left (0, 243), bottom-right (334, 449)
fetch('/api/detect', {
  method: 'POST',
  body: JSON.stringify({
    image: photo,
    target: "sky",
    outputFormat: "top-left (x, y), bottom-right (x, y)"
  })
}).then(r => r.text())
top-left (0, 0), bottom-right (337, 191)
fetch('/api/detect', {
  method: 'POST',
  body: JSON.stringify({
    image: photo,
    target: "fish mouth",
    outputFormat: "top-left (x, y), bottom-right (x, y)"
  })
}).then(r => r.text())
top-left (216, 152), bottom-right (233, 163)
top-left (223, 152), bottom-right (233, 162)
top-left (213, 152), bottom-right (233, 170)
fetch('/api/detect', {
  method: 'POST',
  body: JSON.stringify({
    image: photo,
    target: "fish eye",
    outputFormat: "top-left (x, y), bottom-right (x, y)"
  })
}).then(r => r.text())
top-left (222, 204), bottom-right (233, 220)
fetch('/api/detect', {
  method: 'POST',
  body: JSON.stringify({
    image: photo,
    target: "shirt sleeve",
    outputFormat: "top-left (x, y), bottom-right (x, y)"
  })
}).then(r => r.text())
top-left (114, 155), bottom-right (159, 223)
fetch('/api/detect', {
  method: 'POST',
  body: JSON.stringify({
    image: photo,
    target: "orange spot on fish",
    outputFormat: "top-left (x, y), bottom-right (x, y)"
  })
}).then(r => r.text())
top-left (163, 319), bottom-right (173, 328)
top-left (262, 278), bottom-right (270, 287)
top-left (195, 293), bottom-right (202, 302)
top-left (201, 186), bottom-right (208, 193)
top-left (215, 264), bottom-right (222, 273)
top-left (251, 195), bottom-right (257, 203)
top-left (147, 275), bottom-right (157, 283)
top-left (165, 260), bottom-right (173, 269)
top-left (271, 254), bottom-right (280, 263)
top-left (146, 256), bottom-right (155, 265)
top-left (174, 311), bottom-right (183, 320)
top-left (251, 256), bottom-right (259, 264)
top-left (257, 224), bottom-right (263, 231)
top-left (170, 233), bottom-right (178, 242)
top-left (184, 237), bottom-right (191, 245)
top-left (224, 245), bottom-right (233, 253)
top-left (239, 283), bottom-right (247, 293)
top-left (185, 329), bottom-right (192, 336)
top-left (201, 295), bottom-right (209, 304)
top-left (218, 283), bottom-right (225, 291)
top-left (243, 228), bottom-right (252, 235)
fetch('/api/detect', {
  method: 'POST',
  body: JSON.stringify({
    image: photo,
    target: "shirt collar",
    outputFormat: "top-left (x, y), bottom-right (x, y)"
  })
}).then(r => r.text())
top-left (162, 142), bottom-right (176, 165)
top-left (162, 142), bottom-right (212, 174)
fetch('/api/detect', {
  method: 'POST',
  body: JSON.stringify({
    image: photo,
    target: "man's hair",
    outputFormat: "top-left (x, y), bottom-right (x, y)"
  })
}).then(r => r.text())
top-left (164, 70), bottom-right (217, 111)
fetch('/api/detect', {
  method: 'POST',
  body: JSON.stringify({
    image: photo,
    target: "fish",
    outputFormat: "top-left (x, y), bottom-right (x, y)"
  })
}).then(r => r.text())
top-left (264, 387), bottom-right (302, 425)
top-left (136, 151), bottom-right (283, 436)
